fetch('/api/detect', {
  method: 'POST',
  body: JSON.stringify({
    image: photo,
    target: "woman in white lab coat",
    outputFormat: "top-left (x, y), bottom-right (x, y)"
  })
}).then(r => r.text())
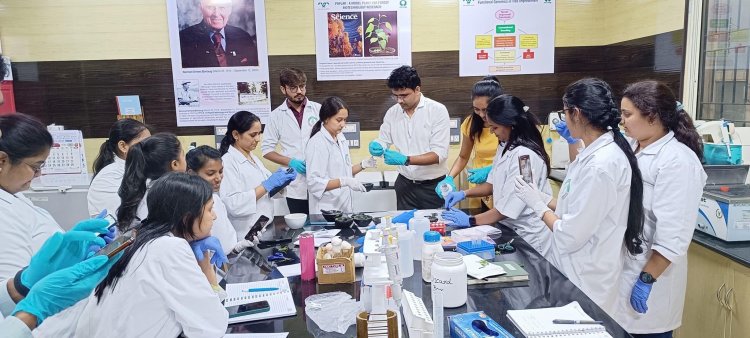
top-left (187, 145), bottom-right (258, 256)
top-left (87, 119), bottom-right (150, 217)
top-left (219, 111), bottom-right (297, 241)
top-left (513, 78), bottom-right (645, 317)
top-left (305, 97), bottom-right (375, 213)
top-left (616, 81), bottom-right (706, 338)
top-left (117, 133), bottom-right (186, 230)
top-left (442, 94), bottom-right (553, 257)
top-left (75, 173), bottom-right (229, 337)
top-left (0, 113), bottom-right (63, 314)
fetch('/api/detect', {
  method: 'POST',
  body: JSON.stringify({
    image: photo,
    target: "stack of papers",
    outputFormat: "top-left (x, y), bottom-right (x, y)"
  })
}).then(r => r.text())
top-left (506, 302), bottom-right (613, 338)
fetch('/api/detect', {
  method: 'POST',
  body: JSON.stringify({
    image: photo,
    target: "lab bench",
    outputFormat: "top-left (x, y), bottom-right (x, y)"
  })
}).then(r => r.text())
top-left (222, 215), bottom-right (632, 337)
top-left (675, 232), bottom-right (750, 338)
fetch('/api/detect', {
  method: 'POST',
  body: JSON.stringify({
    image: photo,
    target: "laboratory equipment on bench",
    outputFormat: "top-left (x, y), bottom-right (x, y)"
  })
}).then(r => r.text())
top-left (696, 119), bottom-right (743, 165)
top-left (402, 290), bottom-right (434, 338)
top-left (697, 165), bottom-right (750, 241)
top-left (548, 110), bottom-right (570, 169)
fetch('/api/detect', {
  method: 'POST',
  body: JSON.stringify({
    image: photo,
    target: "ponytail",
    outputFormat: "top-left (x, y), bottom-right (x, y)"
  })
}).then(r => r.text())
top-left (309, 120), bottom-right (323, 138)
top-left (220, 111), bottom-right (261, 156)
top-left (219, 134), bottom-right (233, 156)
top-left (610, 117), bottom-right (645, 255)
top-left (671, 107), bottom-right (703, 161)
top-left (92, 141), bottom-right (116, 177)
top-left (117, 143), bottom-right (148, 231)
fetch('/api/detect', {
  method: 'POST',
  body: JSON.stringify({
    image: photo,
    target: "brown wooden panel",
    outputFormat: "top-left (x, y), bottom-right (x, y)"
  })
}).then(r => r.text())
top-left (10, 31), bottom-right (683, 138)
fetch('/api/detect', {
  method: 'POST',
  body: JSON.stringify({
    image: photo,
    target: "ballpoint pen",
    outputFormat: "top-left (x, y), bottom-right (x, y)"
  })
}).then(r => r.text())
top-left (242, 287), bottom-right (279, 293)
top-left (553, 319), bottom-right (603, 325)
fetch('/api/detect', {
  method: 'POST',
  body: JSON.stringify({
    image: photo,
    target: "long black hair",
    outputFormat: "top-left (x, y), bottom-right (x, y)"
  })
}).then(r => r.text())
top-left (486, 94), bottom-right (550, 175)
top-left (468, 76), bottom-right (504, 142)
top-left (219, 111), bottom-right (261, 155)
top-left (0, 113), bottom-right (53, 164)
top-left (95, 172), bottom-right (213, 302)
top-left (310, 96), bottom-right (349, 138)
top-left (622, 80), bottom-right (703, 160)
top-left (117, 133), bottom-right (182, 230)
top-left (186, 145), bottom-right (222, 172)
top-left (563, 78), bottom-right (644, 255)
top-left (92, 119), bottom-right (149, 177)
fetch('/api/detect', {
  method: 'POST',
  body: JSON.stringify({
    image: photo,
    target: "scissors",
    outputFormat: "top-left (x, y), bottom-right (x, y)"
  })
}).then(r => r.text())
top-left (267, 252), bottom-right (292, 263)
top-left (495, 239), bottom-right (516, 254)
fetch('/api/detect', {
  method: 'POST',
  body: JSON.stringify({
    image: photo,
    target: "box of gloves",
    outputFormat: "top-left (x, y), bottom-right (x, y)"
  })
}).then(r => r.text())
top-left (316, 237), bottom-right (355, 284)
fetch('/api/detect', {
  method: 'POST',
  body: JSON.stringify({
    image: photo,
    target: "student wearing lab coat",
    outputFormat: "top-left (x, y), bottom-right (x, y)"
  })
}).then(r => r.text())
top-left (437, 76), bottom-right (502, 210)
top-left (219, 111), bottom-right (297, 241)
top-left (513, 78), bottom-right (645, 317)
top-left (305, 97), bottom-right (376, 213)
top-left (87, 119), bottom-right (151, 216)
top-left (117, 133), bottom-right (186, 231)
top-left (262, 68), bottom-right (322, 215)
top-left (616, 81), bottom-right (706, 338)
top-left (442, 95), bottom-right (553, 257)
top-left (75, 173), bottom-right (229, 337)
top-left (0, 113), bottom-right (65, 315)
top-left (187, 145), bottom-right (258, 255)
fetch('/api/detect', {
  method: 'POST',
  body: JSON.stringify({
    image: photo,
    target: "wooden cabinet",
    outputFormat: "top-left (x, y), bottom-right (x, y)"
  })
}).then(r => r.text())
top-left (676, 243), bottom-right (749, 338)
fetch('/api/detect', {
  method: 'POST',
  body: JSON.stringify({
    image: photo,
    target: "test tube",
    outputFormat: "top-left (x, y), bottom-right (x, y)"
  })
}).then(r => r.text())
top-left (432, 286), bottom-right (444, 337)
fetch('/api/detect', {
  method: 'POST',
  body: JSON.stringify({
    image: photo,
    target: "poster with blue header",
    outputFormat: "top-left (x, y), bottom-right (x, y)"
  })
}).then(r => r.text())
top-left (314, 0), bottom-right (412, 81)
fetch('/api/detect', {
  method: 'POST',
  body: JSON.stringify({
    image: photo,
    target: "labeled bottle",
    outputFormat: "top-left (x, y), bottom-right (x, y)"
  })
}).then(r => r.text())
top-left (410, 217), bottom-right (430, 261)
top-left (431, 251), bottom-right (467, 308)
top-left (396, 224), bottom-right (415, 278)
top-left (421, 231), bottom-right (444, 283)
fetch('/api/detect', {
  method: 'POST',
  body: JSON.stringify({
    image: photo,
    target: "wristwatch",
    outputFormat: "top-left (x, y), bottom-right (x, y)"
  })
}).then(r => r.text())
top-left (469, 216), bottom-right (477, 226)
top-left (404, 156), bottom-right (410, 166)
top-left (639, 271), bottom-right (657, 284)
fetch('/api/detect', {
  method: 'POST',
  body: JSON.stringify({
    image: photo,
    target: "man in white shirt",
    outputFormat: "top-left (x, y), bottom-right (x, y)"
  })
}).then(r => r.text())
top-left (261, 68), bottom-right (321, 214)
top-left (369, 66), bottom-right (451, 210)
top-left (176, 82), bottom-right (198, 106)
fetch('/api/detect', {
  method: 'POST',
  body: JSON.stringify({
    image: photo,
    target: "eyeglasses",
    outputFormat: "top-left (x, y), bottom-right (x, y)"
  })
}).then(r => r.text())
top-left (285, 84), bottom-right (306, 93)
top-left (391, 92), bottom-right (413, 102)
top-left (24, 161), bottom-right (46, 175)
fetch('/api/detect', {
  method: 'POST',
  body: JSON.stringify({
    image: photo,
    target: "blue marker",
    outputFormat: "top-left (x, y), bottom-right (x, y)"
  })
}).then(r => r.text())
top-left (243, 287), bottom-right (279, 293)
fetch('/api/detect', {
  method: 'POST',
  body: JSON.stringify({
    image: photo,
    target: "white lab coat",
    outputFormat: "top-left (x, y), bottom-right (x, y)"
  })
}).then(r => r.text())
top-left (305, 129), bottom-right (355, 213)
top-left (74, 235), bottom-right (228, 338)
top-left (489, 145), bottom-right (553, 257)
top-left (0, 189), bottom-right (62, 316)
top-left (87, 156), bottom-right (125, 216)
top-left (549, 131), bottom-right (631, 317)
top-left (220, 146), bottom-right (275, 241)
top-left (261, 99), bottom-right (321, 200)
top-left (210, 193), bottom-right (238, 255)
top-left (616, 132), bottom-right (707, 333)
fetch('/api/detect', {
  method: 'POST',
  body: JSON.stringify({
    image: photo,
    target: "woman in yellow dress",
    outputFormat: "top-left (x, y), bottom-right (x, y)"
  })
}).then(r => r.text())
top-left (436, 76), bottom-right (502, 210)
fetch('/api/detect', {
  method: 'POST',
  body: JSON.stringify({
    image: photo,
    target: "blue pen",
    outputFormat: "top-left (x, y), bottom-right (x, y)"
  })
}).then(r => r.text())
top-left (243, 287), bottom-right (279, 293)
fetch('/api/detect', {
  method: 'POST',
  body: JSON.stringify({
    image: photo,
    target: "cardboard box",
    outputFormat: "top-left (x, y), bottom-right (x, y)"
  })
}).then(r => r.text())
top-left (316, 246), bottom-right (355, 284)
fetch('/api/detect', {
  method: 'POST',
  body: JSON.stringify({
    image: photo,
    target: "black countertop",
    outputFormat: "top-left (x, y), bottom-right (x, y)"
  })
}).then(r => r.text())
top-left (223, 215), bottom-right (631, 337)
top-left (691, 230), bottom-right (750, 268)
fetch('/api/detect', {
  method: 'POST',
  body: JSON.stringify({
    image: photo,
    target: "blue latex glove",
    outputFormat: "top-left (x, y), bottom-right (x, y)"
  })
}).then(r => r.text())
top-left (356, 236), bottom-right (365, 253)
top-left (435, 176), bottom-right (457, 199)
top-left (442, 208), bottom-right (471, 228)
top-left (384, 149), bottom-right (408, 166)
top-left (467, 166), bottom-right (492, 184)
top-left (262, 168), bottom-right (297, 192)
top-left (13, 253), bottom-right (122, 325)
top-left (369, 140), bottom-right (384, 157)
top-left (21, 223), bottom-right (107, 290)
top-left (289, 158), bottom-right (307, 175)
top-left (393, 209), bottom-right (417, 224)
top-left (630, 279), bottom-right (653, 313)
top-left (555, 119), bottom-right (579, 144)
top-left (444, 191), bottom-right (466, 209)
top-left (190, 236), bottom-right (229, 268)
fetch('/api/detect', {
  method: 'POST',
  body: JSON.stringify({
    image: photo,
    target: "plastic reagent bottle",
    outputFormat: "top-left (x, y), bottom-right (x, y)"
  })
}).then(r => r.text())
top-left (421, 231), bottom-right (444, 283)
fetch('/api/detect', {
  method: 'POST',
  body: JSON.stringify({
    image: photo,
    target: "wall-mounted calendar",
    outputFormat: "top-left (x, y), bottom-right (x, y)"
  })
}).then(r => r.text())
top-left (42, 130), bottom-right (87, 175)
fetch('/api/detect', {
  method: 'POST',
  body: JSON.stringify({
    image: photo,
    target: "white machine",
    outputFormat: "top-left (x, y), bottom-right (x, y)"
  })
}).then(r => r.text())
top-left (697, 165), bottom-right (750, 242)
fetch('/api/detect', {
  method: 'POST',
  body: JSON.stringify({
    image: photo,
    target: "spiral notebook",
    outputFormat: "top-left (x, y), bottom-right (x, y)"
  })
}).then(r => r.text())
top-left (506, 301), bottom-right (613, 338)
top-left (224, 278), bottom-right (296, 324)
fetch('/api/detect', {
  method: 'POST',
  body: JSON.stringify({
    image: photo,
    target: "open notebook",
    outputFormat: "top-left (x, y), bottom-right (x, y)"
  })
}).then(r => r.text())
top-left (225, 278), bottom-right (296, 324)
top-left (506, 301), bottom-right (613, 338)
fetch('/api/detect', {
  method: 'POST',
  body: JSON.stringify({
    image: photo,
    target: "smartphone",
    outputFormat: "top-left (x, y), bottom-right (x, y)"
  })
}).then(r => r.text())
top-left (245, 215), bottom-right (270, 240)
top-left (227, 300), bottom-right (271, 318)
top-left (518, 155), bottom-right (533, 184)
top-left (268, 168), bottom-right (295, 197)
top-left (94, 230), bottom-right (136, 258)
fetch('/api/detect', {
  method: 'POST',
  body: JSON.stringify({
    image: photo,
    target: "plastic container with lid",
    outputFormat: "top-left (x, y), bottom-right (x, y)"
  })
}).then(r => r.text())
top-left (410, 217), bottom-right (430, 261)
top-left (421, 231), bottom-right (444, 283)
top-left (456, 239), bottom-right (496, 260)
top-left (395, 224), bottom-right (415, 278)
top-left (431, 251), bottom-right (467, 308)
